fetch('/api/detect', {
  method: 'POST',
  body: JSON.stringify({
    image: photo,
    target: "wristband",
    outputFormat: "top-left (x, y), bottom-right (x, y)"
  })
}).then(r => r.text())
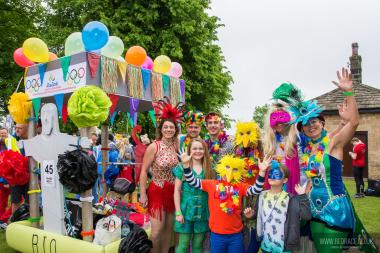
top-left (81, 230), bottom-right (95, 237)
top-left (343, 91), bottom-right (354, 96)
top-left (175, 211), bottom-right (182, 216)
top-left (27, 189), bottom-right (41, 195)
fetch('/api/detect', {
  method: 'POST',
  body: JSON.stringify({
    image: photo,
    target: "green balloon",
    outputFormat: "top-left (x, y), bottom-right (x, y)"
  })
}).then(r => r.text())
top-left (65, 32), bottom-right (85, 56)
top-left (100, 36), bottom-right (124, 59)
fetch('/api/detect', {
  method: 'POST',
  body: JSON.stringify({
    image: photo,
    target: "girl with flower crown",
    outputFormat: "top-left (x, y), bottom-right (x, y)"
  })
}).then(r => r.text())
top-left (181, 152), bottom-right (270, 253)
top-left (172, 138), bottom-right (212, 253)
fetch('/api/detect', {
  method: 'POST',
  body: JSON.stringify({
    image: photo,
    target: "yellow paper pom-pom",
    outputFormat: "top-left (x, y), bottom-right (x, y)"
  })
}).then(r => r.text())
top-left (8, 92), bottom-right (32, 124)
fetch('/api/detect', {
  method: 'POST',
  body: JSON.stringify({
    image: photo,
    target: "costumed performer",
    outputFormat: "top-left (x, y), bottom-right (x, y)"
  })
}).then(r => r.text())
top-left (204, 112), bottom-right (234, 170)
top-left (262, 101), bottom-right (299, 195)
top-left (179, 110), bottom-right (204, 151)
top-left (286, 68), bottom-right (376, 253)
top-left (181, 153), bottom-right (269, 253)
top-left (139, 97), bottom-right (184, 253)
top-left (173, 138), bottom-right (212, 253)
top-left (244, 160), bottom-right (312, 253)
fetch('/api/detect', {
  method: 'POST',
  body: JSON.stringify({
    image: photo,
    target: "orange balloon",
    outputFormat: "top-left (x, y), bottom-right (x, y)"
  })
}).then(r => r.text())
top-left (125, 46), bottom-right (147, 66)
top-left (48, 52), bottom-right (58, 61)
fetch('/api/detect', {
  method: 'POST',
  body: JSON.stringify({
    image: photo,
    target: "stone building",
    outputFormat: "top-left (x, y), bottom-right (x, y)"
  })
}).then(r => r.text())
top-left (314, 43), bottom-right (380, 181)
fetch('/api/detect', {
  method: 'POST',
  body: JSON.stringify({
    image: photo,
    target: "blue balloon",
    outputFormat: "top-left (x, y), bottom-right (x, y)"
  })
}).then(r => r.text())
top-left (82, 21), bottom-right (109, 51)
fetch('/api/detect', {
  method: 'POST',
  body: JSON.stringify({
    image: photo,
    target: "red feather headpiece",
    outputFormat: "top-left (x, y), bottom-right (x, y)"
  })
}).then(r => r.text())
top-left (153, 97), bottom-right (185, 124)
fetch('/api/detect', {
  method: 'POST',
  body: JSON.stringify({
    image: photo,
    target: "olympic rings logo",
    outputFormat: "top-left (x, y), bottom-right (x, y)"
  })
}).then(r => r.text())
top-left (25, 78), bottom-right (42, 92)
top-left (67, 67), bottom-right (85, 86)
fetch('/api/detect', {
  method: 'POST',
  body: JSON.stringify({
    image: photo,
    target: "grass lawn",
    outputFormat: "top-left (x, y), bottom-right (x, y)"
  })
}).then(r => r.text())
top-left (0, 179), bottom-right (379, 252)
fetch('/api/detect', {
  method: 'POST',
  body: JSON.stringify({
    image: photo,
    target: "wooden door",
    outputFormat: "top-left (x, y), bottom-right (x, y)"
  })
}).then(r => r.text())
top-left (342, 131), bottom-right (368, 178)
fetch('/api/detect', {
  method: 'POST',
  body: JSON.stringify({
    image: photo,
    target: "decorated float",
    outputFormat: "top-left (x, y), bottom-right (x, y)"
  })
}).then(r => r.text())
top-left (5, 21), bottom-right (185, 253)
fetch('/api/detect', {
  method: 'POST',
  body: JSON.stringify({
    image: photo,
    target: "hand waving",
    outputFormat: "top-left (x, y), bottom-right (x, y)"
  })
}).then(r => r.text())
top-left (179, 147), bottom-right (192, 168)
top-left (332, 67), bottom-right (353, 92)
top-left (258, 155), bottom-right (272, 172)
top-left (295, 182), bottom-right (308, 195)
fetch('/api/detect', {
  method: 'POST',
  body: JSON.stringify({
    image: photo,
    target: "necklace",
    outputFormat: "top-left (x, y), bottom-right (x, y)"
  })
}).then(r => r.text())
top-left (300, 132), bottom-right (329, 178)
top-left (217, 181), bottom-right (239, 215)
top-left (235, 145), bottom-right (260, 178)
top-left (205, 131), bottom-right (228, 161)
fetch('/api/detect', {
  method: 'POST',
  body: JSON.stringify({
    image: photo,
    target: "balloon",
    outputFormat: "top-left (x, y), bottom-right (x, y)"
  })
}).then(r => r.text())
top-left (82, 21), bottom-right (109, 51)
top-left (168, 62), bottom-right (183, 78)
top-left (22, 38), bottom-right (49, 63)
top-left (65, 32), bottom-right (85, 56)
top-left (101, 36), bottom-right (124, 59)
top-left (141, 56), bottom-right (153, 70)
top-left (48, 52), bottom-right (58, 61)
top-left (13, 48), bottom-right (34, 68)
top-left (125, 46), bottom-right (147, 66)
top-left (153, 55), bottom-right (171, 74)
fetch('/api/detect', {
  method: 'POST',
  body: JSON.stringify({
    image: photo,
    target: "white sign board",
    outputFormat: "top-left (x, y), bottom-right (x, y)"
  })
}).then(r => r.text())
top-left (25, 62), bottom-right (87, 99)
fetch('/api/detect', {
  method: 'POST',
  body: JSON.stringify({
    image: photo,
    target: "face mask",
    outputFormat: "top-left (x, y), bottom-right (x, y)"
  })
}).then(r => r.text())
top-left (268, 161), bottom-right (284, 180)
top-left (270, 110), bottom-right (291, 127)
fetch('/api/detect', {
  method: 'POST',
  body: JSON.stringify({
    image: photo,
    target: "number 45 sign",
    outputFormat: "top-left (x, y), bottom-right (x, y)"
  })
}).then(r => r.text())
top-left (42, 160), bottom-right (56, 188)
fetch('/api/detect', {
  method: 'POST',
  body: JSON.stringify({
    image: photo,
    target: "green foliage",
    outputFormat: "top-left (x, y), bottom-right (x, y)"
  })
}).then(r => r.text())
top-left (252, 104), bottom-right (269, 129)
top-left (0, 0), bottom-right (233, 136)
top-left (0, 0), bottom-right (43, 115)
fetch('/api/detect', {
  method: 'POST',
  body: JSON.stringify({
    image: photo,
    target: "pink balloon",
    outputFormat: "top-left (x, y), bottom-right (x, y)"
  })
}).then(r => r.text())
top-left (13, 48), bottom-right (34, 68)
top-left (141, 56), bottom-right (153, 70)
top-left (169, 62), bottom-right (183, 78)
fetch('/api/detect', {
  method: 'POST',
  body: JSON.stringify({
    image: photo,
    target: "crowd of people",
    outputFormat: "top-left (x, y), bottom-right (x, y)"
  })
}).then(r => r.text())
top-left (0, 67), bottom-right (372, 253)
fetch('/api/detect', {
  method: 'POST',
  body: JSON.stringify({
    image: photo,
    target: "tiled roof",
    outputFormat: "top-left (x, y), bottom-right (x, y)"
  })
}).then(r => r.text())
top-left (314, 84), bottom-right (380, 111)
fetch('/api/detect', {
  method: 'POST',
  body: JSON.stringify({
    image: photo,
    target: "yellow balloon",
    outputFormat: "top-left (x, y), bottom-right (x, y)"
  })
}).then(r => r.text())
top-left (153, 55), bottom-right (171, 74)
top-left (22, 38), bottom-right (49, 63)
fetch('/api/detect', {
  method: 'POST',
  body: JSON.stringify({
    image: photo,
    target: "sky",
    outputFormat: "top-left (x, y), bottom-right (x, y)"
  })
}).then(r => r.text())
top-left (208, 0), bottom-right (380, 133)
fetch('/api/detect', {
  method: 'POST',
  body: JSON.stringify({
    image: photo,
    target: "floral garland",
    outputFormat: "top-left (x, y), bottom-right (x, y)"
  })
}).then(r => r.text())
top-left (274, 133), bottom-right (285, 163)
top-left (235, 146), bottom-right (260, 178)
top-left (205, 131), bottom-right (228, 161)
top-left (217, 182), bottom-right (240, 215)
top-left (300, 132), bottom-right (329, 178)
top-left (182, 135), bottom-right (191, 149)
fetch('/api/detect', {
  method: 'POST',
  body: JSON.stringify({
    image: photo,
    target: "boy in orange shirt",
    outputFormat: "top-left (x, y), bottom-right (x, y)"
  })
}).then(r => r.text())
top-left (180, 150), bottom-right (269, 253)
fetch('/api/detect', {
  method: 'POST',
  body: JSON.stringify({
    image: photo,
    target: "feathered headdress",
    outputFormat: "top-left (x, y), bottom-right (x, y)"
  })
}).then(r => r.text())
top-left (153, 97), bottom-right (185, 124)
top-left (272, 82), bottom-right (324, 126)
top-left (215, 155), bottom-right (247, 184)
top-left (234, 121), bottom-right (260, 148)
top-left (183, 110), bottom-right (204, 126)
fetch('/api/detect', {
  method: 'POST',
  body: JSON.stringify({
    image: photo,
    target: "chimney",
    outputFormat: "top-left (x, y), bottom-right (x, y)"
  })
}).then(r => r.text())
top-left (349, 42), bottom-right (362, 85)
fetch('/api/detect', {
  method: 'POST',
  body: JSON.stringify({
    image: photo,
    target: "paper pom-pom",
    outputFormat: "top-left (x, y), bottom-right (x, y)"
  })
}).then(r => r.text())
top-left (57, 149), bottom-right (97, 193)
top-left (68, 86), bottom-right (111, 128)
top-left (0, 150), bottom-right (29, 186)
top-left (8, 92), bottom-right (32, 124)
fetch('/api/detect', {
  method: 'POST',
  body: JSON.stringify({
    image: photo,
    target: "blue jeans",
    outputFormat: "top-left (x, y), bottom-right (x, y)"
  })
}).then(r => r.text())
top-left (210, 232), bottom-right (244, 253)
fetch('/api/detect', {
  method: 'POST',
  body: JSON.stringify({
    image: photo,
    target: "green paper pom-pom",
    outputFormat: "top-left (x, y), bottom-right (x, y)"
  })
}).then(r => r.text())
top-left (68, 85), bottom-right (112, 128)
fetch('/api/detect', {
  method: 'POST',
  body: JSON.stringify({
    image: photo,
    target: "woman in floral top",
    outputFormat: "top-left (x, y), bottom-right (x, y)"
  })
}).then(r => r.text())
top-left (173, 138), bottom-right (212, 253)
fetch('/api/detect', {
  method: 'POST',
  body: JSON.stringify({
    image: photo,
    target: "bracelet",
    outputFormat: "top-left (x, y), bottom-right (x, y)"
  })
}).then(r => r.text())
top-left (28, 217), bottom-right (41, 223)
top-left (27, 189), bottom-right (41, 195)
top-left (81, 230), bottom-right (95, 237)
top-left (343, 91), bottom-right (354, 96)
top-left (175, 211), bottom-right (182, 216)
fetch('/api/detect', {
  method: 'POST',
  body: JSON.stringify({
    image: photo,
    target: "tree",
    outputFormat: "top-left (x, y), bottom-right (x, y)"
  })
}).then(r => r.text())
top-left (252, 104), bottom-right (269, 129)
top-left (42, 0), bottom-right (233, 112)
top-left (0, 0), bottom-right (44, 116)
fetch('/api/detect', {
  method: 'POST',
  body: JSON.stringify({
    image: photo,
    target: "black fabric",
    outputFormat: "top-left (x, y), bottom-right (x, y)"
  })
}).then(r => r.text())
top-left (118, 224), bottom-right (152, 253)
top-left (57, 149), bottom-right (97, 193)
top-left (353, 166), bottom-right (364, 194)
top-left (64, 200), bottom-right (82, 239)
top-left (10, 183), bottom-right (29, 204)
top-left (10, 203), bottom-right (29, 222)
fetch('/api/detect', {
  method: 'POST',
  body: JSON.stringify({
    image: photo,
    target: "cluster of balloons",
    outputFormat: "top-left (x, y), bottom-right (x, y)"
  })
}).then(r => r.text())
top-left (14, 20), bottom-right (183, 78)
top-left (13, 38), bottom-right (58, 68)
top-left (124, 48), bottom-right (182, 78)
